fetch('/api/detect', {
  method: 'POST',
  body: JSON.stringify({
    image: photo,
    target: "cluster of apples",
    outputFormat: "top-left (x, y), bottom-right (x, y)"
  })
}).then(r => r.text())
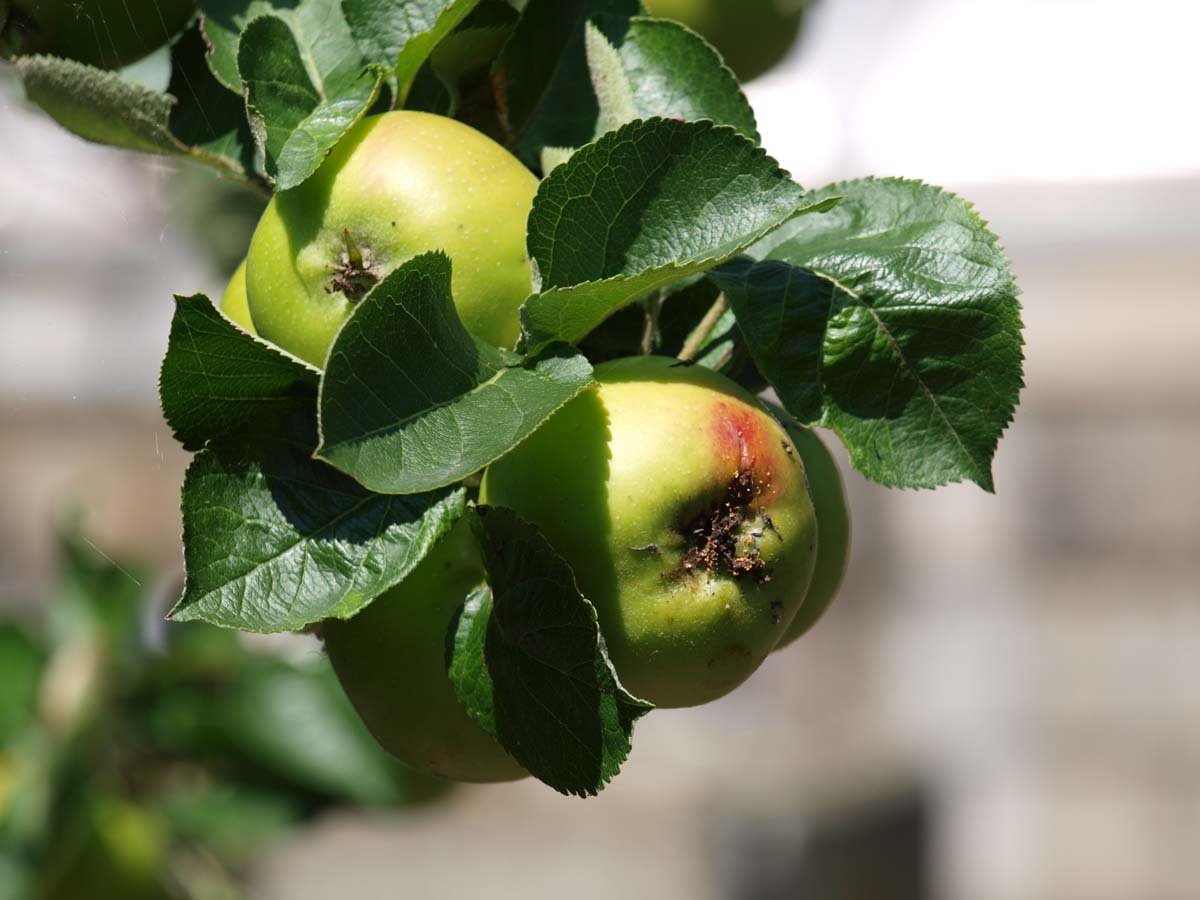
top-left (222, 110), bottom-right (850, 784)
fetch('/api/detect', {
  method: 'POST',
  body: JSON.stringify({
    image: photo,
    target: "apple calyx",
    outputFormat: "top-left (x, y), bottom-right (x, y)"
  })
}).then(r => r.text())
top-left (325, 228), bottom-right (380, 302)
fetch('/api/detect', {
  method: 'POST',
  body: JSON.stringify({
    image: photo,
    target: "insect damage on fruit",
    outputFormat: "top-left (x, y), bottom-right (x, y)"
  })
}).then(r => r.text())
top-left (675, 468), bottom-right (774, 585)
top-left (666, 397), bottom-right (800, 586)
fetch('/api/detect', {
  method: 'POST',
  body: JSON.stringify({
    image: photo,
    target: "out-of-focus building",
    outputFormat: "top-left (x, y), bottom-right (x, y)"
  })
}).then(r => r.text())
top-left (1, 1), bottom-right (1197, 897)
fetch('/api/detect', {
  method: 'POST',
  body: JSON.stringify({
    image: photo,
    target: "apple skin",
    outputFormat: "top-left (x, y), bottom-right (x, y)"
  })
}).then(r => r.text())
top-left (0, 0), bottom-right (195, 69)
top-left (245, 111), bottom-right (539, 368)
top-left (323, 520), bottom-right (528, 783)
top-left (772, 413), bottom-right (851, 647)
top-left (479, 355), bottom-right (818, 708)
top-left (643, 0), bottom-right (804, 82)
top-left (219, 258), bottom-right (255, 334)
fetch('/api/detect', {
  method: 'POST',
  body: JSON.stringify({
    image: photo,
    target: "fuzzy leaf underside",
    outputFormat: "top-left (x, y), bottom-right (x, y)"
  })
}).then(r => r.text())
top-left (587, 15), bottom-right (758, 143)
top-left (449, 506), bottom-right (652, 797)
top-left (495, 0), bottom-right (640, 166)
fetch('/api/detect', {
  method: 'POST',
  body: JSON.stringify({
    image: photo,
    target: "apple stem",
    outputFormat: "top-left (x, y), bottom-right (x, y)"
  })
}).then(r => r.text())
top-left (677, 293), bottom-right (728, 362)
top-left (640, 291), bottom-right (662, 355)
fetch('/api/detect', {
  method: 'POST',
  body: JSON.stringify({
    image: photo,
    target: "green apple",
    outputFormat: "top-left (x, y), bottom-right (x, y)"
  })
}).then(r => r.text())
top-left (0, 0), bottom-right (195, 69)
top-left (219, 258), bottom-right (255, 334)
top-left (643, 0), bottom-right (804, 82)
top-left (772, 413), bottom-right (850, 647)
top-left (323, 520), bottom-right (527, 783)
top-left (245, 110), bottom-right (539, 368)
top-left (479, 355), bottom-right (818, 707)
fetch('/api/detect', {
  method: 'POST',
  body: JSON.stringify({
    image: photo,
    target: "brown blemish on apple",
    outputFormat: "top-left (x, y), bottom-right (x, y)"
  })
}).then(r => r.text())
top-left (675, 469), bottom-right (772, 585)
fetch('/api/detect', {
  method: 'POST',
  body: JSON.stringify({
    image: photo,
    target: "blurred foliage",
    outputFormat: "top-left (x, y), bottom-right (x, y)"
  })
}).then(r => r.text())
top-left (169, 168), bottom-right (268, 278)
top-left (0, 527), bottom-right (450, 900)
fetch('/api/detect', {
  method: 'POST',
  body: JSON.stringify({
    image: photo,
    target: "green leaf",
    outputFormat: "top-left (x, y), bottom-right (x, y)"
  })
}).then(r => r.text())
top-left (170, 413), bottom-right (466, 632)
top-left (200, 0), bottom-right (370, 94)
top-left (520, 117), bottom-right (834, 351)
top-left (315, 252), bottom-right (594, 494)
top-left (716, 178), bottom-right (1024, 491)
top-left (586, 15), bottom-right (758, 143)
top-left (239, 14), bottom-right (383, 190)
top-left (406, 0), bottom-right (517, 114)
top-left (167, 23), bottom-right (258, 178)
top-left (216, 660), bottom-right (408, 804)
top-left (159, 293), bottom-right (319, 453)
top-left (0, 624), bottom-right (43, 746)
top-left (17, 54), bottom-right (181, 154)
top-left (708, 259), bottom-right (830, 420)
top-left (199, 0), bottom-right (264, 91)
top-left (15, 48), bottom-right (259, 180)
top-left (449, 506), bottom-right (652, 797)
top-left (495, 0), bottom-right (640, 166)
top-left (344, 0), bottom-right (479, 103)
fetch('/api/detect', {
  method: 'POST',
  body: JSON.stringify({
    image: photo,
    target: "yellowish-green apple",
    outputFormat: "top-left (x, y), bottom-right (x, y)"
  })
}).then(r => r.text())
top-left (773, 414), bottom-right (850, 647)
top-left (644, 0), bottom-right (804, 82)
top-left (219, 258), bottom-right (255, 334)
top-left (323, 520), bottom-right (527, 783)
top-left (0, 0), bottom-right (195, 68)
top-left (480, 356), bottom-right (818, 707)
top-left (246, 111), bottom-right (539, 367)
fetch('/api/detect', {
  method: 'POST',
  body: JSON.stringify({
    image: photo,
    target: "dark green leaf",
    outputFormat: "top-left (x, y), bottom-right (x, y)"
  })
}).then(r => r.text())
top-left (407, 0), bottom-right (517, 114)
top-left (344, 0), bottom-right (479, 102)
top-left (170, 413), bottom-right (465, 632)
top-left (449, 506), bottom-right (652, 797)
top-left (216, 660), bottom-right (407, 804)
top-left (718, 178), bottom-right (1024, 491)
top-left (200, 0), bottom-right (368, 93)
top-left (159, 293), bottom-right (319, 453)
top-left (587, 15), bottom-right (758, 142)
top-left (495, 0), bottom-right (639, 166)
top-left (708, 259), bottom-right (830, 420)
top-left (199, 0), bottom-right (263, 91)
top-left (167, 23), bottom-right (257, 178)
top-left (315, 252), bottom-right (593, 494)
top-left (520, 117), bottom-right (834, 350)
top-left (239, 14), bottom-right (383, 189)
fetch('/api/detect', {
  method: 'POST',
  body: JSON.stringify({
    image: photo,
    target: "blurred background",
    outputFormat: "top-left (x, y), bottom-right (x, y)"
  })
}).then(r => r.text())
top-left (1, 0), bottom-right (1198, 898)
